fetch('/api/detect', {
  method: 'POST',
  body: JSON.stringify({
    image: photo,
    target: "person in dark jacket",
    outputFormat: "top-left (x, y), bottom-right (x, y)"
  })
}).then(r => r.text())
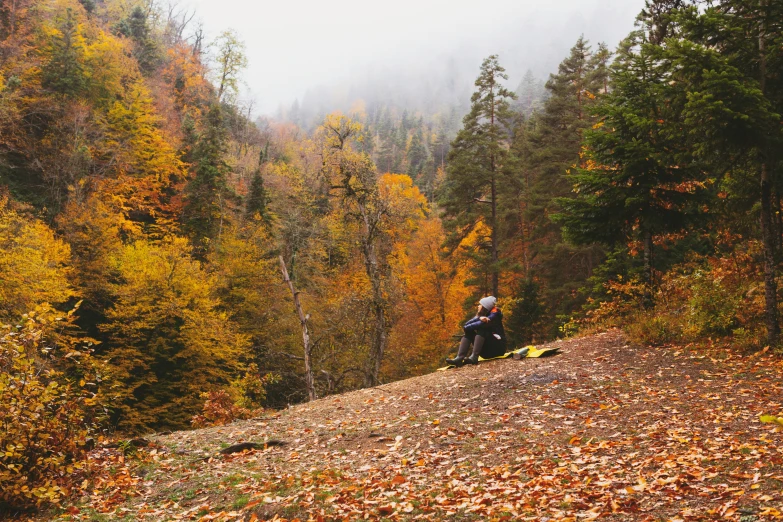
top-left (446, 296), bottom-right (507, 367)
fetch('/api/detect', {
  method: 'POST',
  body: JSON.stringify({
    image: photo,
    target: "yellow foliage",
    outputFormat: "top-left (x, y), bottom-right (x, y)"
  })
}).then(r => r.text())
top-left (102, 237), bottom-right (249, 433)
top-left (0, 305), bottom-right (100, 510)
top-left (208, 224), bottom-right (290, 342)
top-left (0, 196), bottom-right (74, 319)
top-left (58, 190), bottom-right (132, 306)
top-left (348, 99), bottom-right (367, 120)
top-left (162, 43), bottom-right (213, 118)
top-left (319, 112), bottom-right (364, 150)
top-left (98, 0), bottom-right (143, 22)
top-left (103, 79), bottom-right (184, 181)
top-left (378, 173), bottom-right (428, 240)
top-left (84, 29), bottom-right (137, 106)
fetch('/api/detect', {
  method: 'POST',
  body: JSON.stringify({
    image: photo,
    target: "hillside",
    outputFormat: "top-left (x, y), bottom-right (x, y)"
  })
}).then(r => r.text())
top-left (4, 2), bottom-right (783, 520)
top-left (44, 331), bottom-right (783, 521)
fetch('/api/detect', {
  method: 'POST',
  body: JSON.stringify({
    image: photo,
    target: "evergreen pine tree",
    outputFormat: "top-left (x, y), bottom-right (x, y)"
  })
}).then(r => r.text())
top-left (400, 110), bottom-right (412, 132)
top-left (419, 155), bottom-right (436, 202)
top-left (515, 69), bottom-right (547, 116)
top-left (534, 36), bottom-right (602, 184)
top-left (42, 8), bottom-right (86, 96)
top-left (665, 0), bottom-right (783, 343)
top-left (245, 171), bottom-right (268, 221)
top-left (439, 55), bottom-right (517, 297)
top-left (376, 131), bottom-right (395, 173)
top-left (432, 127), bottom-right (449, 170)
top-left (246, 151), bottom-right (269, 222)
top-left (554, 31), bottom-right (705, 305)
top-left (116, 6), bottom-right (160, 74)
top-left (183, 105), bottom-right (234, 252)
top-left (524, 36), bottom-right (603, 244)
top-left (406, 128), bottom-right (427, 178)
top-left (356, 125), bottom-right (375, 156)
top-left (506, 37), bottom-right (610, 333)
top-left (392, 125), bottom-right (406, 173)
top-left (289, 99), bottom-right (302, 127)
top-left (507, 279), bottom-right (544, 345)
top-left (588, 42), bottom-right (612, 95)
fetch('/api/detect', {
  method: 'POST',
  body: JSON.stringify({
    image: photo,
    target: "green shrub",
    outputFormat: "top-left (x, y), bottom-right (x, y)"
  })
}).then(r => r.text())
top-left (684, 269), bottom-right (743, 338)
top-left (625, 312), bottom-right (682, 346)
top-left (731, 327), bottom-right (765, 352)
top-left (616, 247), bottom-right (764, 347)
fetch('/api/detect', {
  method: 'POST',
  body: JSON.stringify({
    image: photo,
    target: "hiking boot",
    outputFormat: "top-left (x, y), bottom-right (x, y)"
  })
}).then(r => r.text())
top-left (464, 355), bottom-right (479, 365)
top-left (445, 356), bottom-right (465, 367)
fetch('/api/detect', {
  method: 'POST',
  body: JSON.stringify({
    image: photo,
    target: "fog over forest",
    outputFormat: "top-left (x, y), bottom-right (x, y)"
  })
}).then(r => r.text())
top-left (185, 0), bottom-right (646, 120)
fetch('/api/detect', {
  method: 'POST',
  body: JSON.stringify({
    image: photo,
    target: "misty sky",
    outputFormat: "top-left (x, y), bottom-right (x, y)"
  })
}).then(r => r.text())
top-left (182, 0), bottom-right (647, 115)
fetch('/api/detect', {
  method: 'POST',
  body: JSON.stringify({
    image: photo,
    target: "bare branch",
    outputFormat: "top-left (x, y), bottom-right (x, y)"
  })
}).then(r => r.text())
top-left (270, 351), bottom-right (304, 361)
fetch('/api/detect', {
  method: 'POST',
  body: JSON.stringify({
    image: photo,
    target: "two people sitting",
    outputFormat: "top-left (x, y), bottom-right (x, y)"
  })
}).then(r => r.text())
top-left (446, 296), bottom-right (507, 367)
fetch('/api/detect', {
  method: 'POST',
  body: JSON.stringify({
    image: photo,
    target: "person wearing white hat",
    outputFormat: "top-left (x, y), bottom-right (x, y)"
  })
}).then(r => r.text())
top-left (445, 296), bottom-right (507, 367)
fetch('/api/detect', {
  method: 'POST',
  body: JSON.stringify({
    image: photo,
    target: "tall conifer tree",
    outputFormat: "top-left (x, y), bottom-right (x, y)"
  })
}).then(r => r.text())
top-left (407, 128), bottom-right (427, 178)
top-left (554, 31), bottom-right (706, 305)
top-left (116, 6), bottom-right (160, 74)
top-left (183, 105), bottom-right (234, 252)
top-left (506, 37), bottom-right (610, 334)
top-left (42, 8), bottom-right (86, 96)
top-left (439, 55), bottom-right (516, 297)
top-left (246, 152), bottom-right (269, 223)
top-left (665, 0), bottom-right (783, 343)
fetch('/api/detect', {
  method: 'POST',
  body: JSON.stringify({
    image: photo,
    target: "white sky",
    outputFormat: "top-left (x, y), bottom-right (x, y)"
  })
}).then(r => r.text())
top-left (181, 0), bottom-right (647, 115)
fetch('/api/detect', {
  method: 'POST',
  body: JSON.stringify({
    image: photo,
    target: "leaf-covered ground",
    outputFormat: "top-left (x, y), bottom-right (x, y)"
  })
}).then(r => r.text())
top-left (45, 330), bottom-right (783, 521)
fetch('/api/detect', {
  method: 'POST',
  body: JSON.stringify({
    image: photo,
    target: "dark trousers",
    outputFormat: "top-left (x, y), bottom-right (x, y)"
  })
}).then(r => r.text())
top-left (457, 332), bottom-right (485, 358)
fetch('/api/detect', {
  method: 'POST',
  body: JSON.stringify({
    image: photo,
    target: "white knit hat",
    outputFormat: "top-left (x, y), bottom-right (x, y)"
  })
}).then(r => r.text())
top-left (479, 296), bottom-right (497, 311)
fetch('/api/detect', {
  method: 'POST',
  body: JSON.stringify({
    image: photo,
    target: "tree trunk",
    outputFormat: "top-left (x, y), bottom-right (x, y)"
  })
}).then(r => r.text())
top-left (521, 171), bottom-right (531, 278)
top-left (489, 81), bottom-right (499, 298)
top-left (361, 236), bottom-right (387, 387)
top-left (643, 230), bottom-right (654, 309)
top-left (776, 191), bottom-right (783, 260)
top-left (365, 298), bottom-right (386, 388)
top-left (279, 256), bottom-right (316, 401)
top-left (760, 166), bottom-right (780, 345)
top-left (358, 206), bottom-right (387, 388)
top-left (491, 173), bottom-right (499, 297)
top-left (758, 1), bottom-right (779, 346)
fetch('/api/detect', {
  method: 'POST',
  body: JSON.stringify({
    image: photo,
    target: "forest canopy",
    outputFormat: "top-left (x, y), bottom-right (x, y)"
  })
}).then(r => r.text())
top-left (1, 0), bottom-right (782, 511)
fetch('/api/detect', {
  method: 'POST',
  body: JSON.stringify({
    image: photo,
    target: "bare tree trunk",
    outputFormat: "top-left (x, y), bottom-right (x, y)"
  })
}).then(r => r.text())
top-left (758, 1), bottom-right (779, 345)
top-left (643, 230), bottom-right (654, 309)
top-left (491, 173), bottom-right (499, 297)
top-left (365, 298), bottom-right (386, 388)
top-left (489, 80), bottom-right (499, 297)
top-left (761, 165), bottom-right (780, 345)
top-left (359, 217), bottom-right (387, 388)
top-left (775, 191), bottom-right (782, 258)
top-left (279, 256), bottom-right (316, 401)
top-left (520, 171), bottom-right (531, 278)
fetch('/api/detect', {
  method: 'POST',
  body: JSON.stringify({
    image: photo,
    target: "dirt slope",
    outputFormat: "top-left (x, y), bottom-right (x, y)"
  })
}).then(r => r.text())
top-left (50, 330), bottom-right (783, 521)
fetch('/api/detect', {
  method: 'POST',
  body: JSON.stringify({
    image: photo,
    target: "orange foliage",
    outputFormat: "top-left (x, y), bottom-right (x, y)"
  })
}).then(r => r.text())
top-left (161, 43), bottom-right (213, 119)
top-left (386, 218), bottom-right (472, 378)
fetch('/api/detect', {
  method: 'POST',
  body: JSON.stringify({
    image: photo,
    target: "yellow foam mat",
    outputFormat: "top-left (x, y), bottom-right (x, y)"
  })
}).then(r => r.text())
top-left (477, 352), bottom-right (514, 362)
top-left (526, 346), bottom-right (560, 358)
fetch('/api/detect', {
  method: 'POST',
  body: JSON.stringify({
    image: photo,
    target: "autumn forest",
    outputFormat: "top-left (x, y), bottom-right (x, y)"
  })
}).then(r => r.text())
top-left (2, 0), bottom-right (783, 513)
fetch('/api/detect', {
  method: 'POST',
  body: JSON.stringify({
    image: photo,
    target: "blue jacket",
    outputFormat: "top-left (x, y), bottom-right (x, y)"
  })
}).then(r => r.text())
top-left (463, 307), bottom-right (507, 358)
top-left (464, 308), bottom-right (503, 333)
